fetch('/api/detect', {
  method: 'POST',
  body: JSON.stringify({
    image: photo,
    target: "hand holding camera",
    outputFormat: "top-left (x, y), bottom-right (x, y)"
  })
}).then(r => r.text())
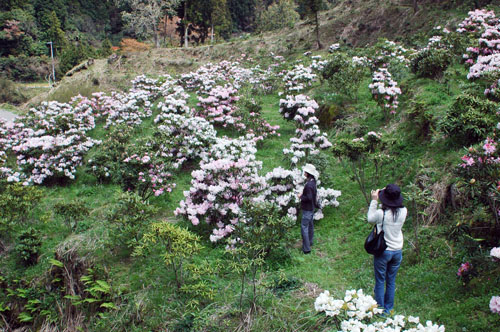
top-left (371, 189), bottom-right (380, 201)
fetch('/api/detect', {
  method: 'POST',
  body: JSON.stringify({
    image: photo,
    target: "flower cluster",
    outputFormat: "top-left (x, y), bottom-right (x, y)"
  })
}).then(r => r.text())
top-left (315, 289), bottom-right (381, 319)
top-left (369, 68), bottom-right (402, 115)
top-left (491, 247), bottom-right (500, 261)
top-left (370, 40), bottom-right (413, 69)
top-left (456, 262), bottom-right (471, 277)
top-left (282, 63), bottom-right (317, 94)
top-left (253, 167), bottom-right (300, 220)
top-left (153, 113), bottom-right (217, 169)
top-left (175, 137), bottom-right (266, 242)
top-left (279, 94), bottom-right (332, 164)
top-left (315, 289), bottom-right (446, 332)
top-left (491, 296), bottom-right (500, 314)
top-left (459, 136), bottom-right (500, 169)
top-left (77, 89), bottom-right (153, 129)
top-left (196, 84), bottom-right (243, 129)
top-left (467, 54), bottom-right (500, 79)
top-left (2, 101), bottom-right (100, 185)
top-left (122, 153), bottom-right (176, 199)
top-left (457, 9), bottom-right (498, 35)
top-left (329, 43), bottom-right (340, 52)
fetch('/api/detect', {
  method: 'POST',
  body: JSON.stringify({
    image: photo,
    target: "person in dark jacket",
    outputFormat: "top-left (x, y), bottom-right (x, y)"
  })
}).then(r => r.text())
top-left (299, 164), bottom-right (319, 254)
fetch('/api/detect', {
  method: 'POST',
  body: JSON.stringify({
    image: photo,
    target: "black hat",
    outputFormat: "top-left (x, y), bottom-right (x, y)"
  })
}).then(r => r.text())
top-left (379, 184), bottom-right (403, 208)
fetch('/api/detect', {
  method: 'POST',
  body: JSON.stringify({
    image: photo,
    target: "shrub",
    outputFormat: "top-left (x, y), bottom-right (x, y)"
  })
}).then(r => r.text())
top-left (256, 0), bottom-right (299, 32)
top-left (0, 77), bottom-right (26, 105)
top-left (439, 94), bottom-right (498, 145)
top-left (0, 181), bottom-right (43, 224)
top-left (108, 191), bottom-right (158, 249)
top-left (86, 125), bottom-right (133, 184)
top-left (134, 222), bottom-right (203, 289)
top-left (411, 48), bottom-right (452, 79)
top-left (120, 38), bottom-right (150, 53)
top-left (54, 199), bottom-right (89, 232)
top-left (406, 100), bottom-right (435, 139)
top-left (321, 53), bottom-right (366, 99)
top-left (226, 202), bottom-right (295, 310)
top-left (0, 55), bottom-right (51, 81)
top-left (14, 227), bottom-right (42, 265)
top-left (332, 131), bottom-right (387, 204)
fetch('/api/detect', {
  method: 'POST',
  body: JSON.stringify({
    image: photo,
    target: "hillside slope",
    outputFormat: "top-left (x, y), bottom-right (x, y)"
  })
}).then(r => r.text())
top-left (24, 0), bottom-right (473, 109)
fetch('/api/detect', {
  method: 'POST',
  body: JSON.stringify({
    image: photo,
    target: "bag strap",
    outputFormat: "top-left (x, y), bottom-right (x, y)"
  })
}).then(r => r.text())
top-left (378, 210), bottom-right (385, 234)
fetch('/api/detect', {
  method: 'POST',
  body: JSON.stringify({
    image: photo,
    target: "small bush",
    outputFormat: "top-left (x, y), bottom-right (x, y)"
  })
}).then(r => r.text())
top-left (406, 100), bottom-right (435, 139)
top-left (54, 199), bottom-right (89, 232)
top-left (321, 53), bottom-right (366, 99)
top-left (411, 48), bottom-right (452, 79)
top-left (439, 94), bottom-right (498, 145)
top-left (316, 103), bottom-right (342, 128)
top-left (15, 227), bottom-right (42, 265)
top-left (108, 191), bottom-right (158, 250)
top-left (86, 125), bottom-right (133, 184)
top-left (0, 55), bottom-right (51, 81)
top-left (0, 182), bottom-right (43, 237)
top-left (0, 77), bottom-right (27, 105)
top-left (120, 38), bottom-right (150, 53)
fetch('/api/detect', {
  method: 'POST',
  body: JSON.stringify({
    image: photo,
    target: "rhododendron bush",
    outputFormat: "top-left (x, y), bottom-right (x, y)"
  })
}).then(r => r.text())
top-left (121, 152), bottom-right (175, 199)
top-left (279, 94), bottom-right (332, 164)
top-left (0, 101), bottom-right (100, 185)
top-left (282, 63), bottom-right (317, 94)
top-left (369, 68), bottom-right (401, 116)
top-left (175, 137), bottom-right (267, 242)
top-left (315, 289), bottom-right (446, 332)
top-left (153, 113), bottom-right (217, 169)
top-left (456, 132), bottom-right (500, 224)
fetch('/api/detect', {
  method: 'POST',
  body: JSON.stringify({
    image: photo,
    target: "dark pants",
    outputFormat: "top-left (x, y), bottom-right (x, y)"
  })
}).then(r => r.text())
top-left (301, 210), bottom-right (314, 253)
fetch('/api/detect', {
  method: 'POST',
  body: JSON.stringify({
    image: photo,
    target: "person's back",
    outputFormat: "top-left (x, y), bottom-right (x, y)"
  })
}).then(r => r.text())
top-left (367, 184), bottom-right (406, 315)
top-left (367, 204), bottom-right (407, 251)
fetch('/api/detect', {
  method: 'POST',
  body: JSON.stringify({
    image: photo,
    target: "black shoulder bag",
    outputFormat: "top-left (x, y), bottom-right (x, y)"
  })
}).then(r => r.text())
top-left (364, 211), bottom-right (387, 256)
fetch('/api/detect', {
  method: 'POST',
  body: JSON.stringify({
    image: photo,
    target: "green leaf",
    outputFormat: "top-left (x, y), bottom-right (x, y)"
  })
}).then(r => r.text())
top-left (18, 312), bottom-right (33, 322)
top-left (95, 280), bottom-right (111, 293)
top-left (49, 258), bottom-right (64, 267)
top-left (83, 298), bottom-right (99, 303)
top-left (100, 302), bottom-right (117, 310)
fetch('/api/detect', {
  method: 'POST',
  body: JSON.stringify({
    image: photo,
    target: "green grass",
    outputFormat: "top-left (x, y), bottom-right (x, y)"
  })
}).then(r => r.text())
top-left (2, 48), bottom-right (500, 332)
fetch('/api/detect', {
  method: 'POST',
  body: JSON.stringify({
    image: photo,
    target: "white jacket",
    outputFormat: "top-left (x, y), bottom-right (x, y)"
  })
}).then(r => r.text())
top-left (367, 200), bottom-right (407, 251)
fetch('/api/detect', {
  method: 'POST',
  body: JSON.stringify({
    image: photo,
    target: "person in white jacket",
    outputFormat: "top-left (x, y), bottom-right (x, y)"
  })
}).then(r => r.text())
top-left (367, 184), bottom-right (407, 315)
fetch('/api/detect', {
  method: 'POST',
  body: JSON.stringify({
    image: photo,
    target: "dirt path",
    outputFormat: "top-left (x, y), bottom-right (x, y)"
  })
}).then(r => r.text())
top-left (0, 109), bottom-right (18, 122)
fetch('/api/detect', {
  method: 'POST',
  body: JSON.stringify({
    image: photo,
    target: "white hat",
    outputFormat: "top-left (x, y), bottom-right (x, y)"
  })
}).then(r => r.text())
top-left (303, 164), bottom-right (319, 179)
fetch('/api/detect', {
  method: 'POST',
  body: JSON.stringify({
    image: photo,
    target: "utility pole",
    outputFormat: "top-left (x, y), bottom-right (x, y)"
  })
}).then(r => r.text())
top-left (47, 41), bottom-right (56, 86)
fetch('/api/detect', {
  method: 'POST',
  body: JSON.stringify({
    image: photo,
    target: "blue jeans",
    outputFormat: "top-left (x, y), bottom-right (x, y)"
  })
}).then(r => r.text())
top-left (301, 210), bottom-right (314, 252)
top-left (374, 249), bottom-right (402, 313)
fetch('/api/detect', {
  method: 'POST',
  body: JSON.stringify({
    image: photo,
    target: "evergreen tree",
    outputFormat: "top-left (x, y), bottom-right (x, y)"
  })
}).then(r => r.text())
top-left (227, 0), bottom-right (256, 32)
top-left (99, 38), bottom-right (113, 57)
top-left (298, 0), bottom-right (324, 49)
top-left (210, 0), bottom-right (232, 41)
top-left (44, 10), bottom-right (67, 53)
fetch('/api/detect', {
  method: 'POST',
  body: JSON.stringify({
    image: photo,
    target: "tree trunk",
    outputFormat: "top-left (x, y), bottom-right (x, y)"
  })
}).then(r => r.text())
top-left (211, 22), bottom-right (214, 44)
top-left (413, 0), bottom-right (418, 13)
top-left (184, 2), bottom-right (189, 48)
top-left (315, 11), bottom-right (322, 49)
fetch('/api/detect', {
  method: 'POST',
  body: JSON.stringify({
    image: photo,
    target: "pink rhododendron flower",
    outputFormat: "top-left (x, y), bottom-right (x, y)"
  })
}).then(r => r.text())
top-left (457, 262), bottom-right (471, 276)
top-left (490, 296), bottom-right (500, 314)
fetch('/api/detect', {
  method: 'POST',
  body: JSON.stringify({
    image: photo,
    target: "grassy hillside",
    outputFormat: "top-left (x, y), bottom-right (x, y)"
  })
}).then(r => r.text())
top-left (1, 2), bottom-right (500, 332)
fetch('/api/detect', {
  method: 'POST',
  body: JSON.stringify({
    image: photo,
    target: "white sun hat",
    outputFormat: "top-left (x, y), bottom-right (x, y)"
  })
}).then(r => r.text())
top-left (302, 163), bottom-right (319, 179)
